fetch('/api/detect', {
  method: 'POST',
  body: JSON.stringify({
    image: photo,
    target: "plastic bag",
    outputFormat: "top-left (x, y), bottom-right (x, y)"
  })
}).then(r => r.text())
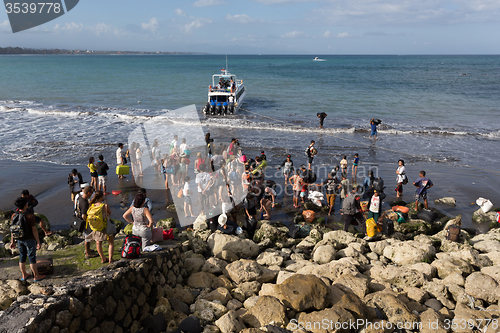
top-left (476, 197), bottom-right (493, 213)
top-left (366, 218), bottom-right (381, 237)
top-left (302, 210), bottom-right (316, 223)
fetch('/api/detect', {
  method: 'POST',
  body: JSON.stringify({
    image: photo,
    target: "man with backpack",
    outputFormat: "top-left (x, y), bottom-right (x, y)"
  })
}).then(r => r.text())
top-left (413, 171), bottom-right (434, 211)
top-left (21, 190), bottom-right (54, 236)
top-left (75, 186), bottom-right (99, 259)
top-left (341, 190), bottom-right (365, 234)
top-left (9, 197), bottom-right (44, 282)
top-left (68, 168), bottom-right (84, 202)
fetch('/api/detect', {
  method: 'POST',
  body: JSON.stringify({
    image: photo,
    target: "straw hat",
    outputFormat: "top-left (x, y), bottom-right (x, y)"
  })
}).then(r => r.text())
top-left (218, 214), bottom-right (227, 227)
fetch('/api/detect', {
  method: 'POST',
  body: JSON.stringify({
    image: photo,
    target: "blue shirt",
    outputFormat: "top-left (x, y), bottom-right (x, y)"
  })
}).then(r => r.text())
top-left (371, 123), bottom-right (377, 132)
top-left (414, 177), bottom-right (433, 195)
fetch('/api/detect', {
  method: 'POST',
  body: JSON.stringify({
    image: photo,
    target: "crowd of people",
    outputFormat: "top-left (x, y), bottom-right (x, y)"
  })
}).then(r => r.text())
top-left (8, 120), bottom-right (436, 281)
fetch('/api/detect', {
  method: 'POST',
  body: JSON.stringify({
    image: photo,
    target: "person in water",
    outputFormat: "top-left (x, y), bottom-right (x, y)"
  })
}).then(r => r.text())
top-left (277, 154), bottom-right (294, 185)
top-left (370, 118), bottom-right (379, 138)
top-left (317, 112), bottom-right (327, 128)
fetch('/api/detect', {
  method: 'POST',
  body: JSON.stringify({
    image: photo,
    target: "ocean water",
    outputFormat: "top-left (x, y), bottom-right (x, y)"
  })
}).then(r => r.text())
top-left (0, 54), bottom-right (499, 171)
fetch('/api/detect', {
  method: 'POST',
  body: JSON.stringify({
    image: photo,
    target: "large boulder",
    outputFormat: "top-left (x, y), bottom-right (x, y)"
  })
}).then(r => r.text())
top-left (431, 257), bottom-right (473, 279)
top-left (184, 257), bottom-right (205, 275)
top-left (368, 265), bottom-right (425, 288)
top-left (296, 259), bottom-right (359, 282)
top-left (383, 241), bottom-right (435, 266)
top-left (224, 259), bottom-right (264, 284)
top-left (240, 296), bottom-right (287, 328)
top-left (332, 274), bottom-right (369, 298)
top-left (473, 240), bottom-right (500, 253)
top-left (464, 272), bottom-right (500, 303)
top-left (365, 292), bottom-right (419, 325)
top-left (259, 274), bottom-right (331, 312)
top-left (323, 230), bottom-right (365, 247)
top-left (187, 272), bottom-right (218, 289)
top-left (256, 250), bottom-right (285, 267)
top-left (472, 208), bottom-right (499, 225)
top-left (208, 233), bottom-right (260, 259)
top-left (434, 197), bottom-right (456, 207)
top-left (202, 257), bottom-right (228, 274)
top-left (252, 222), bottom-right (289, 243)
top-left (215, 310), bottom-right (245, 333)
top-left (453, 303), bottom-right (494, 332)
top-left (395, 218), bottom-right (432, 235)
top-left (313, 245), bottom-right (336, 264)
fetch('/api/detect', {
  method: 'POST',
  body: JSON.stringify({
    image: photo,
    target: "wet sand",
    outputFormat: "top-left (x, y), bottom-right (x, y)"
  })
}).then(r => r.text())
top-left (0, 158), bottom-right (499, 232)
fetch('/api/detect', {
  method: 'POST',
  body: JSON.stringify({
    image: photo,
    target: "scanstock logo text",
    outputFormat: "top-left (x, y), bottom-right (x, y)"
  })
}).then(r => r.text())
top-left (4, 0), bottom-right (79, 33)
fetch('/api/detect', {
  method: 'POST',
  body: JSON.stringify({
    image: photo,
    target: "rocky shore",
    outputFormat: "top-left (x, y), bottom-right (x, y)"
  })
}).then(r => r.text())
top-left (1, 199), bottom-right (500, 333)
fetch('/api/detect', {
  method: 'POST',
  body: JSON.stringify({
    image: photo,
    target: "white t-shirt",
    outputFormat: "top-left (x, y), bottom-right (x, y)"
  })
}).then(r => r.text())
top-left (196, 172), bottom-right (210, 192)
top-left (396, 166), bottom-right (406, 183)
top-left (183, 182), bottom-right (190, 197)
top-left (116, 147), bottom-right (124, 164)
top-left (179, 143), bottom-right (187, 154)
top-left (369, 195), bottom-right (380, 213)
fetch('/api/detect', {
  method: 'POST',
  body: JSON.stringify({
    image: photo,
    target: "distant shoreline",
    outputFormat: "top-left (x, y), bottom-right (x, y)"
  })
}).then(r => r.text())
top-left (0, 47), bottom-right (209, 55)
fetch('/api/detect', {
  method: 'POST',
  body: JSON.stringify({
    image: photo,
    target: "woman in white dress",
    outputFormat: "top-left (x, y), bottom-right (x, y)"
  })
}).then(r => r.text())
top-left (395, 159), bottom-right (406, 198)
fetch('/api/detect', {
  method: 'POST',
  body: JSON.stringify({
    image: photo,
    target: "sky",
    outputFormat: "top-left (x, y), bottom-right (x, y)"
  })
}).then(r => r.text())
top-left (1, 0), bottom-right (500, 54)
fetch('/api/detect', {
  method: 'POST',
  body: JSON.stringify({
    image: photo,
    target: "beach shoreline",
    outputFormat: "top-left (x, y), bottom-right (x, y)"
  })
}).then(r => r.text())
top-left (0, 152), bottom-right (498, 232)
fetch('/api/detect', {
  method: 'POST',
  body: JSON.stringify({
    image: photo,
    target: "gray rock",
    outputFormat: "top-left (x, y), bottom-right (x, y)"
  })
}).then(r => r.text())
top-left (313, 245), bottom-right (336, 264)
top-left (434, 197), bottom-right (456, 207)
top-left (215, 310), bottom-right (246, 333)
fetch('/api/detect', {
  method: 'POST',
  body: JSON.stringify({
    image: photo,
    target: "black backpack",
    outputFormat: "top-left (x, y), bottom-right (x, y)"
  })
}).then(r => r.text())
top-left (372, 178), bottom-right (384, 192)
top-left (10, 212), bottom-right (29, 240)
top-left (382, 218), bottom-right (394, 236)
top-left (121, 235), bottom-right (142, 259)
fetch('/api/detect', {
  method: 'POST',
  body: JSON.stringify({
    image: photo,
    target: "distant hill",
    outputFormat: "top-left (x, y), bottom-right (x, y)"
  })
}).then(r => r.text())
top-left (0, 47), bottom-right (208, 55)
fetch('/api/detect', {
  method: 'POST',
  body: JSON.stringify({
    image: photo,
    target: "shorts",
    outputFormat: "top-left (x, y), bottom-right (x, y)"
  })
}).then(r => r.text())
top-left (18, 239), bottom-right (37, 264)
top-left (90, 172), bottom-right (98, 178)
top-left (308, 156), bottom-right (314, 164)
top-left (184, 196), bottom-right (192, 205)
top-left (371, 130), bottom-right (377, 136)
top-left (396, 183), bottom-right (403, 194)
top-left (87, 230), bottom-right (107, 242)
top-left (414, 192), bottom-right (427, 201)
top-left (293, 190), bottom-right (300, 198)
top-left (326, 193), bottom-right (337, 207)
top-left (98, 175), bottom-right (108, 186)
top-left (300, 191), bottom-right (307, 198)
top-left (71, 190), bottom-right (81, 202)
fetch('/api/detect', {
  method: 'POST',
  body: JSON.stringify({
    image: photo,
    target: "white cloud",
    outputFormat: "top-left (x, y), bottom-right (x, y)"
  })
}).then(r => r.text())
top-left (336, 32), bottom-right (350, 38)
top-left (193, 0), bottom-right (226, 7)
top-left (175, 9), bottom-right (186, 17)
top-left (142, 18), bottom-right (159, 33)
top-left (281, 30), bottom-right (308, 38)
top-left (323, 30), bottom-right (330, 38)
top-left (226, 14), bottom-right (259, 24)
top-left (309, 0), bottom-right (500, 27)
top-left (0, 20), bottom-right (10, 29)
top-left (184, 18), bottom-right (213, 33)
top-left (54, 22), bottom-right (84, 32)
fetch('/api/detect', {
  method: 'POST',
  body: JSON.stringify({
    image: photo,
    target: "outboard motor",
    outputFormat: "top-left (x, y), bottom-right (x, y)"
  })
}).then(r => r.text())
top-left (210, 101), bottom-right (216, 115)
top-left (216, 102), bottom-right (222, 115)
top-left (202, 102), bottom-right (210, 115)
top-left (222, 102), bottom-right (228, 115)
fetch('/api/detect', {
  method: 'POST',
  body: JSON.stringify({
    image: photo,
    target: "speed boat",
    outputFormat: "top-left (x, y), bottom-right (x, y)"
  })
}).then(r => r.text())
top-left (202, 67), bottom-right (246, 116)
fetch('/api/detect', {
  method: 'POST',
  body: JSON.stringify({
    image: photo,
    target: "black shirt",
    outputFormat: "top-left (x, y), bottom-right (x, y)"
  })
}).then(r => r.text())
top-left (77, 196), bottom-right (89, 218)
top-left (96, 161), bottom-right (109, 176)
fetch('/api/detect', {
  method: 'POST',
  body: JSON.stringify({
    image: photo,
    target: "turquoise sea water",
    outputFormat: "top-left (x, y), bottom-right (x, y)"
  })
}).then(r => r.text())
top-left (0, 54), bottom-right (499, 168)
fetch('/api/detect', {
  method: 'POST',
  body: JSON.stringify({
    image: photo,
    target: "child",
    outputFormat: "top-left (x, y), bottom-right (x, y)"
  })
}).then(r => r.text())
top-left (352, 153), bottom-right (359, 183)
top-left (413, 171), bottom-right (433, 211)
top-left (340, 156), bottom-right (348, 176)
top-left (289, 169), bottom-right (303, 208)
top-left (183, 176), bottom-right (195, 218)
top-left (88, 157), bottom-right (98, 190)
